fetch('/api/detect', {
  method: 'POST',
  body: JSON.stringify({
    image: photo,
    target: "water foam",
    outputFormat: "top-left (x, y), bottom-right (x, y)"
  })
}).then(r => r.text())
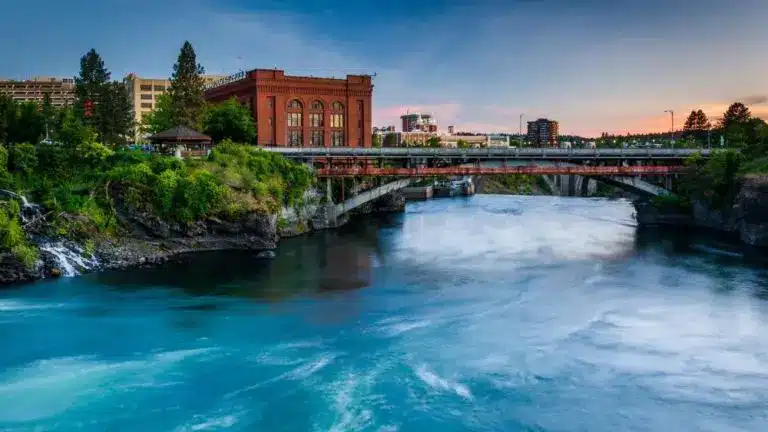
top-left (0, 348), bottom-right (217, 423)
top-left (414, 364), bottom-right (473, 400)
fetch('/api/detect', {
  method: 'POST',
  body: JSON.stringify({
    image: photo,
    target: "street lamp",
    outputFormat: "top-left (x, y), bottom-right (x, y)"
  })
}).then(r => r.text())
top-left (664, 109), bottom-right (674, 148)
top-left (519, 113), bottom-right (524, 146)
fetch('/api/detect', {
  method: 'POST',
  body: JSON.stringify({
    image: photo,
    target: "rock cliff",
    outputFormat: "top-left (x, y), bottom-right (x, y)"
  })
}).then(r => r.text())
top-left (635, 175), bottom-right (768, 248)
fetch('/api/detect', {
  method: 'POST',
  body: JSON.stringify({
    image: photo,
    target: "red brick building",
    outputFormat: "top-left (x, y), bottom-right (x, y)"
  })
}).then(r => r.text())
top-left (204, 69), bottom-right (373, 147)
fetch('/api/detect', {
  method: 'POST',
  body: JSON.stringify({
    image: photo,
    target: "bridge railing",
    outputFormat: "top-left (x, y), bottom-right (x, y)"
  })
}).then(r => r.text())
top-left (262, 146), bottom-right (710, 159)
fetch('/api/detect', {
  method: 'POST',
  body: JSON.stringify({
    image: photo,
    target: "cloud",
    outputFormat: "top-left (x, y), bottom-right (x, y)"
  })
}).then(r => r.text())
top-left (739, 95), bottom-right (768, 105)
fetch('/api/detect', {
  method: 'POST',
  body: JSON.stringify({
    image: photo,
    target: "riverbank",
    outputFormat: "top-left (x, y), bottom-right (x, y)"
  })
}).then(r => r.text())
top-left (634, 174), bottom-right (768, 249)
top-left (0, 187), bottom-right (406, 286)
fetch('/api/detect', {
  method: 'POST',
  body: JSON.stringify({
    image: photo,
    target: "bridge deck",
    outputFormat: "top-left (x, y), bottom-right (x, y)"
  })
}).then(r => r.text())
top-left (316, 165), bottom-right (684, 177)
top-left (264, 146), bottom-right (710, 160)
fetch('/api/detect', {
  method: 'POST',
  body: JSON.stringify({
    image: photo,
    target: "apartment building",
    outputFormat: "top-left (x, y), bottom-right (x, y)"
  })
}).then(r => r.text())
top-left (526, 118), bottom-right (559, 147)
top-left (0, 76), bottom-right (76, 107)
top-left (124, 73), bottom-right (227, 140)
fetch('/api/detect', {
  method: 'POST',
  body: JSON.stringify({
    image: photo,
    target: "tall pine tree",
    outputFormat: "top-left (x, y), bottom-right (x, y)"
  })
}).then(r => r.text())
top-left (74, 49), bottom-right (133, 145)
top-left (74, 49), bottom-right (110, 128)
top-left (168, 41), bottom-right (206, 130)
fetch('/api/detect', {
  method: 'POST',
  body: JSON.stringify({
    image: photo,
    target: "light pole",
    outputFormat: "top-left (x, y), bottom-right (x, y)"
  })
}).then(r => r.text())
top-left (519, 113), bottom-right (524, 146)
top-left (664, 109), bottom-right (674, 148)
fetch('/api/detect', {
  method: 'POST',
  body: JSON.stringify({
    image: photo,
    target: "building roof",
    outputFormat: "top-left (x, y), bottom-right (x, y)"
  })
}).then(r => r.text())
top-left (148, 126), bottom-right (211, 142)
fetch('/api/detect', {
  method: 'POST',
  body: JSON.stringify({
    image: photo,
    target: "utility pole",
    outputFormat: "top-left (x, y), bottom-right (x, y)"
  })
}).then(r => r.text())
top-left (664, 109), bottom-right (675, 148)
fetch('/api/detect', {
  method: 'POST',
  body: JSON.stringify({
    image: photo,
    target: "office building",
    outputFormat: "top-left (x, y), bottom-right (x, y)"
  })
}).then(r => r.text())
top-left (0, 76), bottom-right (76, 107)
top-left (401, 113), bottom-right (438, 133)
top-left (204, 69), bottom-right (373, 147)
top-left (124, 73), bottom-right (226, 137)
top-left (527, 118), bottom-right (559, 146)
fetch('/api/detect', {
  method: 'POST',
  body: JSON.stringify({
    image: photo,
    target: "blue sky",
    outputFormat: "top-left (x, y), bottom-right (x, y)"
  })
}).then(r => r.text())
top-left (2, 0), bottom-right (767, 136)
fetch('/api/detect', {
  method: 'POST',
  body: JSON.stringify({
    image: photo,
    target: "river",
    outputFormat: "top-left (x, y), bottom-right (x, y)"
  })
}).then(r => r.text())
top-left (1, 195), bottom-right (767, 431)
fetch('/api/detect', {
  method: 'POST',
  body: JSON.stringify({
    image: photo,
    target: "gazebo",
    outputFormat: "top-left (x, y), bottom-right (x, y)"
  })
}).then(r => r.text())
top-left (148, 126), bottom-right (212, 157)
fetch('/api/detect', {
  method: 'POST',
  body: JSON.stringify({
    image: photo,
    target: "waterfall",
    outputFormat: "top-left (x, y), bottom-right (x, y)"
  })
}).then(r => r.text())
top-left (38, 242), bottom-right (99, 277)
top-left (0, 190), bottom-right (99, 277)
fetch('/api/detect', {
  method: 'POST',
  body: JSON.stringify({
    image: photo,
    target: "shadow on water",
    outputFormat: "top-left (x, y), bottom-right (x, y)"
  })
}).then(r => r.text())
top-left (86, 219), bottom-right (388, 302)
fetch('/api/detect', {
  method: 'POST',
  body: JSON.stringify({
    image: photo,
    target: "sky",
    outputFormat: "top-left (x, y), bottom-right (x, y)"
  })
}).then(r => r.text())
top-left (2, 0), bottom-right (768, 137)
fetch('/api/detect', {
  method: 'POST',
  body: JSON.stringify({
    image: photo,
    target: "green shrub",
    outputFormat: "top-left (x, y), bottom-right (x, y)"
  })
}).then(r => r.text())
top-left (9, 143), bottom-right (38, 175)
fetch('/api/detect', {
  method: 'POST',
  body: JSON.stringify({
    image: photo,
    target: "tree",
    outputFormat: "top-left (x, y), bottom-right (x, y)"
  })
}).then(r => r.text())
top-left (141, 93), bottom-right (174, 135)
top-left (721, 102), bottom-right (751, 129)
top-left (41, 93), bottom-right (57, 140)
top-left (383, 133), bottom-right (397, 147)
top-left (168, 41), bottom-right (206, 130)
top-left (426, 136), bottom-right (441, 148)
top-left (97, 81), bottom-right (134, 145)
top-left (202, 98), bottom-right (256, 143)
top-left (74, 49), bottom-right (111, 126)
top-left (372, 133), bottom-right (382, 148)
top-left (74, 49), bottom-right (132, 145)
top-left (683, 109), bottom-right (711, 132)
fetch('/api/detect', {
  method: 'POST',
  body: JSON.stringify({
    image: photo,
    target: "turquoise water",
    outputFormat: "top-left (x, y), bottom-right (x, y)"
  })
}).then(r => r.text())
top-left (1, 195), bottom-right (768, 431)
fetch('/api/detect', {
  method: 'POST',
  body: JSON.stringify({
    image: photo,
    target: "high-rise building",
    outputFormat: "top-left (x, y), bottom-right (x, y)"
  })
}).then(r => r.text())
top-left (205, 69), bottom-right (373, 147)
top-left (0, 76), bottom-right (76, 108)
top-left (401, 113), bottom-right (437, 133)
top-left (526, 118), bottom-right (559, 146)
top-left (124, 74), bottom-right (227, 140)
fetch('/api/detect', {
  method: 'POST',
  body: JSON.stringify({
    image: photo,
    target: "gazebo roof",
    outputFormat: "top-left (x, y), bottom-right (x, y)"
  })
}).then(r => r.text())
top-left (149, 126), bottom-right (212, 142)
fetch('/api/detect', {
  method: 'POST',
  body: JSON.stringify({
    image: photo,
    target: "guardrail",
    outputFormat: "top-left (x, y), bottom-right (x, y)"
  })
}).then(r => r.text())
top-left (315, 165), bottom-right (686, 177)
top-left (261, 147), bottom-right (711, 159)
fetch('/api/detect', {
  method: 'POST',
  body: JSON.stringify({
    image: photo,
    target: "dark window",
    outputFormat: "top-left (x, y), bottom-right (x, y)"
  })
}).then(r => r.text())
top-left (311, 130), bottom-right (323, 147)
top-left (310, 113), bottom-right (323, 127)
top-left (140, 102), bottom-right (152, 108)
top-left (287, 112), bottom-right (302, 127)
top-left (140, 94), bottom-right (153, 100)
top-left (311, 100), bottom-right (323, 110)
top-left (154, 85), bottom-right (165, 92)
top-left (140, 84), bottom-right (152, 91)
top-left (331, 131), bottom-right (344, 147)
top-left (331, 101), bottom-right (344, 111)
top-left (288, 99), bottom-right (302, 109)
top-left (288, 130), bottom-right (303, 147)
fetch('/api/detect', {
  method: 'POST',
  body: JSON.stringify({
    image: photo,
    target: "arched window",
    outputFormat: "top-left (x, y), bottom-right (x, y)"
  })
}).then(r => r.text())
top-left (287, 99), bottom-right (303, 146)
top-left (330, 101), bottom-right (345, 129)
top-left (309, 100), bottom-right (324, 129)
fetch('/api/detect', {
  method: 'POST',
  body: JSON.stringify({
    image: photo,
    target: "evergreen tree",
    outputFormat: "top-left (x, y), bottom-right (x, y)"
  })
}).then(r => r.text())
top-left (74, 49), bottom-right (111, 127)
top-left (683, 110), bottom-right (698, 132)
top-left (97, 81), bottom-right (134, 145)
top-left (74, 49), bottom-right (134, 145)
top-left (168, 41), bottom-right (206, 130)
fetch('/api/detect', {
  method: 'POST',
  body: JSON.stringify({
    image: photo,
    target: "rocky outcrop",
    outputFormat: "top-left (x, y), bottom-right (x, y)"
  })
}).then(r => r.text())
top-left (0, 253), bottom-right (43, 285)
top-left (0, 184), bottom-right (410, 285)
top-left (635, 175), bottom-right (768, 248)
top-left (733, 176), bottom-right (768, 247)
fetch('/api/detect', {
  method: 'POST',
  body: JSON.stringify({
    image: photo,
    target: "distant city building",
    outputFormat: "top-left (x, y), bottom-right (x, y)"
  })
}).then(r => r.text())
top-left (526, 118), bottom-right (559, 146)
top-left (447, 125), bottom-right (455, 134)
top-left (401, 113), bottom-right (438, 133)
top-left (373, 125), bottom-right (395, 134)
top-left (205, 69), bottom-right (373, 147)
top-left (124, 73), bottom-right (227, 140)
top-left (0, 76), bottom-right (76, 108)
